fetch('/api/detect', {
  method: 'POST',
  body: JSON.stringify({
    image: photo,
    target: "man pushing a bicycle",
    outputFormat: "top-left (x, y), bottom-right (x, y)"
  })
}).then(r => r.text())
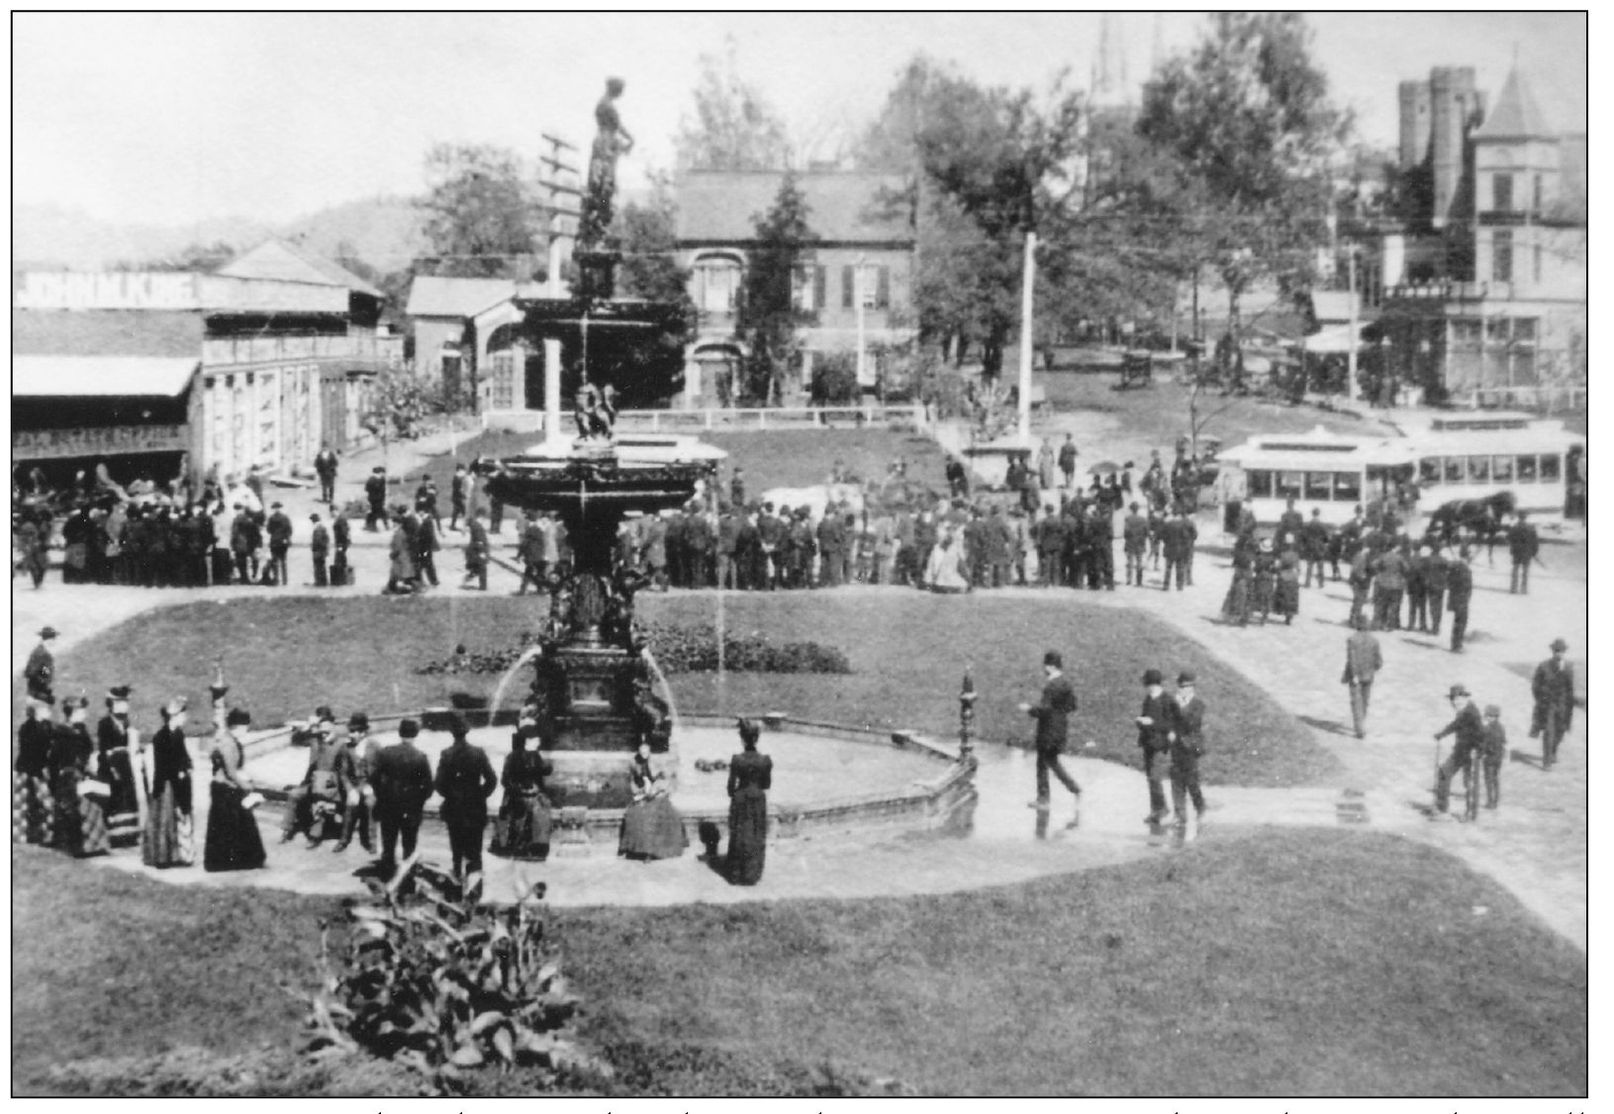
top-left (1431, 683), bottom-right (1485, 821)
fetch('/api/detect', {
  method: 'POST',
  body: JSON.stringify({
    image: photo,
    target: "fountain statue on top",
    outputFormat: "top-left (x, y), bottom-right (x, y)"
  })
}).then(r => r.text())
top-left (471, 76), bottom-right (721, 810)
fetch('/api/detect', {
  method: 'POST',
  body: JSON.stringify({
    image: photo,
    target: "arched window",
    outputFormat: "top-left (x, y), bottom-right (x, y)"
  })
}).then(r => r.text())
top-left (692, 252), bottom-right (744, 314)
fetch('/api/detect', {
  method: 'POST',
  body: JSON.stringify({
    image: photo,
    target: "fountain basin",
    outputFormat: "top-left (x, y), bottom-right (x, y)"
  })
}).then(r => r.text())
top-left (243, 713), bottom-right (976, 856)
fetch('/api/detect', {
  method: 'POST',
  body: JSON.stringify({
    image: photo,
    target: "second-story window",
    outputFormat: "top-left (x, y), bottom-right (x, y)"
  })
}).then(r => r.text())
top-left (1492, 172), bottom-right (1513, 213)
top-left (791, 265), bottom-right (825, 313)
top-left (1491, 230), bottom-right (1513, 283)
top-left (841, 264), bottom-right (890, 310)
top-left (694, 257), bottom-right (741, 314)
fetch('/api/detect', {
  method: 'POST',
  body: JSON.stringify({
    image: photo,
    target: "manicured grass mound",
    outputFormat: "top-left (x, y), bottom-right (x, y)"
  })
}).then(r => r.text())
top-left (54, 592), bottom-right (1333, 787)
top-left (414, 427), bottom-right (950, 505)
top-left (12, 830), bottom-right (1587, 1096)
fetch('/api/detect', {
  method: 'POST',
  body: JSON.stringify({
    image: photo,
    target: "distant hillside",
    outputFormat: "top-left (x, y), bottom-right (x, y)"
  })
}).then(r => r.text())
top-left (13, 196), bottom-right (426, 275)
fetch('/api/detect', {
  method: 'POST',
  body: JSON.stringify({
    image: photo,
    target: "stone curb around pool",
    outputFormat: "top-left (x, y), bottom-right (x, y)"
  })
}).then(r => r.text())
top-left (240, 711), bottom-right (978, 856)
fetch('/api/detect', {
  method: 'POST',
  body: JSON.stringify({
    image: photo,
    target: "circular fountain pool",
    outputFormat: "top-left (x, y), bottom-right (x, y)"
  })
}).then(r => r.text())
top-left (245, 713), bottom-right (975, 856)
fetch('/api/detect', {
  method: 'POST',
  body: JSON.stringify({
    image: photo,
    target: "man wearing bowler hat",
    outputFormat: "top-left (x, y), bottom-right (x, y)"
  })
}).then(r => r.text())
top-left (1136, 669), bottom-right (1176, 824)
top-left (1168, 672), bottom-right (1207, 829)
top-left (279, 707), bottom-right (344, 845)
top-left (309, 513), bottom-right (330, 588)
top-left (1431, 684), bottom-right (1485, 820)
top-left (1530, 638), bottom-right (1575, 771)
top-left (25, 627), bottom-right (58, 704)
top-left (434, 713), bottom-right (498, 892)
top-left (1018, 650), bottom-right (1081, 812)
top-left (371, 718), bottom-right (434, 880)
top-left (265, 501), bottom-right (293, 586)
top-left (333, 712), bottom-right (377, 853)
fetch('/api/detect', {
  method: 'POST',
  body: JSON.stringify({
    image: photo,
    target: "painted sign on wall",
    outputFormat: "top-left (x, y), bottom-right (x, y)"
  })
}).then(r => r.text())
top-left (14, 423), bottom-right (189, 460)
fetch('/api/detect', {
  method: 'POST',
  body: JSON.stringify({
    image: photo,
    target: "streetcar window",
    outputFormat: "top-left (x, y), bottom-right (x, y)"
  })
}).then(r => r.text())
top-left (1491, 455), bottom-right (1514, 482)
top-left (1443, 456), bottom-right (1465, 484)
top-left (1333, 471), bottom-right (1362, 502)
top-left (1419, 457), bottom-right (1441, 484)
top-left (1305, 471), bottom-right (1332, 501)
top-left (1467, 455), bottom-right (1490, 483)
top-left (1247, 469), bottom-right (1273, 498)
top-left (1277, 471), bottom-right (1304, 500)
top-left (1516, 455), bottom-right (1538, 483)
top-left (1540, 454), bottom-right (1560, 482)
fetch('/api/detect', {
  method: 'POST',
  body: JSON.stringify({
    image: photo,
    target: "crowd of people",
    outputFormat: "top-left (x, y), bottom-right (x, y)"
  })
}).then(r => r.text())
top-left (15, 621), bottom-right (779, 889)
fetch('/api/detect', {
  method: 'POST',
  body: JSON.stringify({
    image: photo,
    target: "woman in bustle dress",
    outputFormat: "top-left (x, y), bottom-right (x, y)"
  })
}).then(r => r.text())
top-left (204, 707), bottom-right (266, 872)
top-left (725, 718), bottom-right (772, 886)
top-left (619, 741), bottom-right (687, 860)
top-left (13, 699), bottom-right (56, 846)
top-left (142, 698), bottom-right (195, 868)
top-left (96, 686), bottom-right (142, 848)
top-left (51, 696), bottom-right (110, 858)
top-left (491, 715), bottom-right (554, 861)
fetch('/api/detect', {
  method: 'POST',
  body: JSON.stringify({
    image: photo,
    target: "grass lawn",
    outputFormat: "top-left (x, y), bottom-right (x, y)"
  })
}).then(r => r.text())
top-left (52, 592), bottom-right (1337, 788)
top-left (405, 426), bottom-right (950, 506)
top-left (13, 829), bottom-right (1586, 1096)
top-left (1034, 367), bottom-right (1387, 451)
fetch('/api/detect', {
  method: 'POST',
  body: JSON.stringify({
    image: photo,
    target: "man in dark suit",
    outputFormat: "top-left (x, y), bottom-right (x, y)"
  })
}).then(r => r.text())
top-left (516, 513), bottom-right (546, 595)
top-left (1168, 671), bottom-right (1207, 829)
top-left (24, 626), bottom-right (58, 704)
top-left (1121, 502), bottom-right (1148, 587)
top-left (309, 513), bottom-right (330, 587)
top-left (434, 713), bottom-right (498, 888)
top-left (265, 502), bottom-right (293, 586)
top-left (1446, 547), bottom-right (1474, 652)
top-left (1531, 638), bottom-right (1576, 770)
top-left (314, 443), bottom-right (339, 504)
top-left (462, 509), bottom-right (490, 591)
top-left (1422, 544), bottom-right (1449, 635)
top-left (1160, 511), bottom-right (1191, 591)
top-left (364, 467), bottom-right (388, 532)
top-left (1508, 512), bottom-right (1539, 594)
top-left (1136, 668), bottom-right (1175, 823)
top-left (371, 718), bottom-right (435, 880)
top-left (1019, 650), bottom-right (1081, 812)
top-left (332, 510), bottom-right (352, 586)
top-left (1342, 613), bottom-right (1383, 738)
top-left (1432, 684), bottom-right (1485, 819)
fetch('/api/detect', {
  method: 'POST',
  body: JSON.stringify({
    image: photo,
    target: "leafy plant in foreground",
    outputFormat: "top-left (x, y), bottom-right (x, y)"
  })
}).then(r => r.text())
top-left (299, 862), bottom-right (610, 1095)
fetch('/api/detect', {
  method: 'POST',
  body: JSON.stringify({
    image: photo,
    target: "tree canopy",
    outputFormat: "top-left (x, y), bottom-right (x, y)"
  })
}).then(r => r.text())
top-left (737, 172), bottom-right (816, 405)
top-left (676, 43), bottom-right (792, 172)
top-left (417, 143), bottom-right (540, 279)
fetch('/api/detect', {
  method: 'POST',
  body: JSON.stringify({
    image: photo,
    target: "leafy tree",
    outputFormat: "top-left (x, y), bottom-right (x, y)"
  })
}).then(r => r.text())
top-left (1138, 13), bottom-right (1348, 359)
top-left (855, 58), bottom-right (1083, 379)
top-left (676, 41), bottom-right (792, 171)
top-left (616, 172), bottom-right (692, 310)
top-left (417, 143), bottom-right (540, 279)
top-left (736, 172), bottom-right (816, 405)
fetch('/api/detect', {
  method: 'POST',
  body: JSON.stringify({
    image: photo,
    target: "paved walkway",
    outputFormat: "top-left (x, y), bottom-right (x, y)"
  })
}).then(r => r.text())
top-left (12, 419), bottom-right (1588, 951)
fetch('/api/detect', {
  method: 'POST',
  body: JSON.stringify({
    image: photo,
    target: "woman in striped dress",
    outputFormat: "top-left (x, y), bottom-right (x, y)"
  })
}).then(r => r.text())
top-left (96, 687), bottom-right (141, 848)
top-left (51, 696), bottom-right (110, 858)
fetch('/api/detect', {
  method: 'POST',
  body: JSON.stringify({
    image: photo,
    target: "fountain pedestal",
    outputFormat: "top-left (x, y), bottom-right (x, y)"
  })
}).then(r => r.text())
top-left (477, 444), bottom-right (713, 810)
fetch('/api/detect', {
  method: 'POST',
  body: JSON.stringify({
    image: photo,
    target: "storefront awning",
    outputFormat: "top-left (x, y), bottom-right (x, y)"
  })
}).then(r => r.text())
top-left (12, 356), bottom-right (199, 398)
top-left (1298, 325), bottom-right (1366, 354)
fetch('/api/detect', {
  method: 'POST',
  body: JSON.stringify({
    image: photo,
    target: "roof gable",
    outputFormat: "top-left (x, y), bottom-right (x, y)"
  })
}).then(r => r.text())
top-left (217, 240), bottom-right (383, 298)
top-left (1473, 68), bottom-right (1553, 141)
top-left (405, 276), bottom-right (531, 319)
top-left (676, 171), bottom-right (913, 244)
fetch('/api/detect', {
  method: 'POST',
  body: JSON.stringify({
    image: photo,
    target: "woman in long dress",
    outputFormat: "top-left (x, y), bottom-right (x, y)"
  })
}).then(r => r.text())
top-left (490, 725), bottom-right (553, 861)
top-left (13, 699), bottom-right (56, 846)
top-left (1250, 538), bottom-right (1278, 625)
top-left (1274, 534), bottom-right (1302, 625)
top-left (725, 718), bottom-right (772, 886)
top-left (50, 697), bottom-right (110, 858)
top-left (96, 688), bottom-right (141, 848)
top-left (618, 741), bottom-right (687, 860)
top-left (142, 698), bottom-right (194, 868)
top-left (204, 707), bottom-right (266, 872)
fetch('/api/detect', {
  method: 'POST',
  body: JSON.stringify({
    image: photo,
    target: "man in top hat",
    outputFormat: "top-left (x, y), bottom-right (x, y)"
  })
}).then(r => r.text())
top-left (333, 712), bottom-right (377, 853)
top-left (309, 512), bottom-right (330, 588)
top-left (25, 627), bottom-right (58, 704)
top-left (434, 712), bottom-right (498, 890)
top-left (1168, 671), bottom-right (1208, 830)
top-left (1136, 668), bottom-right (1176, 824)
top-left (280, 707), bottom-right (345, 846)
top-left (1018, 650), bottom-right (1081, 812)
top-left (1530, 638), bottom-right (1576, 771)
top-left (1431, 684), bottom-right (1485, 819)
top-left (265, 501), bottom-right (293, 586)
top-left (371, 718), bottom-right (434, 880)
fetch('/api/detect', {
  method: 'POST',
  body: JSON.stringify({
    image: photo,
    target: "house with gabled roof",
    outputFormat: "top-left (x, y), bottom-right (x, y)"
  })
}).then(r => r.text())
top-left (675, 170), bottom-right (916, 404)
